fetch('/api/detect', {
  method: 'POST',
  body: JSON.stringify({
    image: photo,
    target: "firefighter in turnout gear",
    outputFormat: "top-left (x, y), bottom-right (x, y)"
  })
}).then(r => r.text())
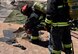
top-left (46, 0), bottom-right (73, 54)
top-left (20, 2), bottom-right (49, 43)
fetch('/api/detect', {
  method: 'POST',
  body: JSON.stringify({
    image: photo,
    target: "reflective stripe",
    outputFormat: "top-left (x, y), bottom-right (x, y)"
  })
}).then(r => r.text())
top-left (52, 22), bottom-right (69, 27)
top-left (57, 4), bottom-right (67, 9)
top-left (31, 36), bottom-right (39, 40)
top-left (64, 44), bottom-right (72, 48)
top-left (58, 5), bottom-right (64, 8)
top-left (45, 18), bottom-right (52, 24)
top-left (45, 18), bottom-right (69, 27)
top-left (48, 45), bottom-right (61, 54)
top-left (44, 5), bottom-right (47, 13)
top-left (40, 22), bottom-right (46, 26)
top-left (39, 15), bottom-right (44, 20)
top-left (33, 2), bottom-right (46, 14)
top-left (52, 50), bottom-right (61, 54)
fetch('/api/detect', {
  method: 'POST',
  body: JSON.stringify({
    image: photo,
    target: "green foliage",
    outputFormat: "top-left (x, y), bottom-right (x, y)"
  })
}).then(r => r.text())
top-left (4, 10), bottom-right (27, 24)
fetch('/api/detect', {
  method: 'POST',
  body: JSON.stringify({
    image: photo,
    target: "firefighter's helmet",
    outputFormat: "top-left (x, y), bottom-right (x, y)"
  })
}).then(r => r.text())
top-left (21, 4), bottom-right (33, 16)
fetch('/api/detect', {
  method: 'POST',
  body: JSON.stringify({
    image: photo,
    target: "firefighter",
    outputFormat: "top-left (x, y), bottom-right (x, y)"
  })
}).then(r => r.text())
top-left (45, 0), bottom-right (73, 54)
top-left (20, 2), bottom-right (48, 43)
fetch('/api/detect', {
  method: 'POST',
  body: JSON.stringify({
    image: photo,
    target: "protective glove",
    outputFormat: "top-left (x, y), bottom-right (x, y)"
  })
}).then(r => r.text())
top-left (24, 24), bottom-right (32, 34)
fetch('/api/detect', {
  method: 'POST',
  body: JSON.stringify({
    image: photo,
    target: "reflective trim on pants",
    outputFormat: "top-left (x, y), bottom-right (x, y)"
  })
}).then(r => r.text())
top-left (48, 45), bottom-right (61, 54)
top-left (31, 36), bottom-right (39, 40)
top-left (51, 50), bottom-right (61, 54)
top-left (63, 44), bottom-right (72, 48)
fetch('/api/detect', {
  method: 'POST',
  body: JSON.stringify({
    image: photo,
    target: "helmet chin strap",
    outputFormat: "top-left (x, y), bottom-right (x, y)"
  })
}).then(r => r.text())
top-left (22, 4), bottom-right (28, 12)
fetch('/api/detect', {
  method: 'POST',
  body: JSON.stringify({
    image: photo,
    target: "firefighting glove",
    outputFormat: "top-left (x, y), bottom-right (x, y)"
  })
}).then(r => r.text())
top-left (23, 24), bottom-right (32, 34)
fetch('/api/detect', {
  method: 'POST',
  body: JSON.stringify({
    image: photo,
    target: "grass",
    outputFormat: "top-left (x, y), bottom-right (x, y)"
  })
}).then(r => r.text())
top-left (4, 10), bottom-right (27, 24)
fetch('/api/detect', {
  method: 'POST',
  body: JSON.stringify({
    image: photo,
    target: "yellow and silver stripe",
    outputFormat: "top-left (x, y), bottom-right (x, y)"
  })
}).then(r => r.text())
top-left (52, 22), bottom-right (69, 27)
top-left (45, 18), bottom-right (69, 27)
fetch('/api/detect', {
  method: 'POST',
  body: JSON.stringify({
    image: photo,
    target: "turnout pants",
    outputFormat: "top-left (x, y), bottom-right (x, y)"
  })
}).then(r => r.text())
top-left (49, 26), bottom-right (72, 54)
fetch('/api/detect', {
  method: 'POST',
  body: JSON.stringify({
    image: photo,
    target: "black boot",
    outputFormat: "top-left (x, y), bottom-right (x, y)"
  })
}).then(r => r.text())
top-left (64, 48), bottom-right (73, 54)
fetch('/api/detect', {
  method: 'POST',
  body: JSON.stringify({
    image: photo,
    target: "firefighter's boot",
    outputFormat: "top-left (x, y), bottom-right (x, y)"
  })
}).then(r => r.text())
top-left (64, 48), bottom-right (73, 54)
